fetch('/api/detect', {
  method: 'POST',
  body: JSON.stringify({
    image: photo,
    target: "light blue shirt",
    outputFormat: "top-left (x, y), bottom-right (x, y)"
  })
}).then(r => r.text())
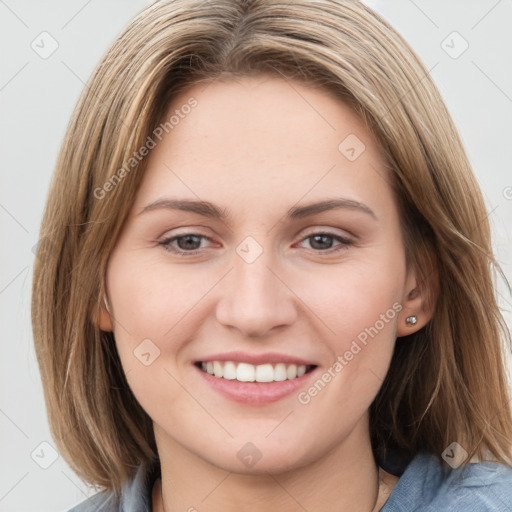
top-left (68, 451), bottom-right (512, 511)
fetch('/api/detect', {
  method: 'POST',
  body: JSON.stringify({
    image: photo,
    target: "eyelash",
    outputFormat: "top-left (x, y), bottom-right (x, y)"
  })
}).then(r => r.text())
top-left (158, 231), bottom-right (353, 256)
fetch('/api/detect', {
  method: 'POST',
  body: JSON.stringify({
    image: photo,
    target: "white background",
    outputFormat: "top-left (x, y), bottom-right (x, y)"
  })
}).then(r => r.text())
top-left (1, 1), bottom-right (511, 511)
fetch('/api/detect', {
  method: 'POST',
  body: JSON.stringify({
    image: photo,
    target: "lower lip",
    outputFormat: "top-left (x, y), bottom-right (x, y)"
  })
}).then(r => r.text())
top-left (194, 365), bottom-right (317, 405)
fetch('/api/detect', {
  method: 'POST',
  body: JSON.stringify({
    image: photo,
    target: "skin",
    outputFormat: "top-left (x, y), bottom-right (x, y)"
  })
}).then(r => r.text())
top-left (98, 75), bottom-right (434, 511)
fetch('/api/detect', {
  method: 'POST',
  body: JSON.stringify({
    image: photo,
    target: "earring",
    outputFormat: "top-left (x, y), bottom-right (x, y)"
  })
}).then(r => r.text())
top-left (406, 315), bottom-right (417, 325)
top-left (103, 296), bottom-right (110, 313)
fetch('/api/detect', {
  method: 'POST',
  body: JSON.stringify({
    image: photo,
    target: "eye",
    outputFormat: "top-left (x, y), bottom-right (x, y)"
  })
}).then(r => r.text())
top-left (297, 232), bottom-right (353, 254)
top-left (158, 231), bottom-right (353, 256)
top-left (159, 233), bottom-right (212, 255)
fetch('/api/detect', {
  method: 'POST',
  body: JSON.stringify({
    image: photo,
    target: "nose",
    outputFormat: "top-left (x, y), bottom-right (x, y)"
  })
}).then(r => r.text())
top-left (215, 248), bottom-right (297, 338)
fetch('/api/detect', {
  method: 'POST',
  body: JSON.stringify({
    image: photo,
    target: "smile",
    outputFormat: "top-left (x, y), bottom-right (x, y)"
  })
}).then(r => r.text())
top-left (198, 361), bottom-right (316, 382)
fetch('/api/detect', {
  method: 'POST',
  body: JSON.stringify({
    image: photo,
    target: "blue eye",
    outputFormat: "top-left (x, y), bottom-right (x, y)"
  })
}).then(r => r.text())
top-left (159, 234), bottom-right (210, 255)
top-left (298, 232), bottom-right (353, 253)
top-left (158, 232), bottom-right (353, 256)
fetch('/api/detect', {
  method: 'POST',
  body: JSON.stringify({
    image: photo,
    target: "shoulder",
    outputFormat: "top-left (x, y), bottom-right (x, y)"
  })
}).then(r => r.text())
top-left (67, 490), bottom-right (119, 512)
top-left (66, 458), bottom-right (160, 512)
top-left (381, 451), bottom-right (512, 512)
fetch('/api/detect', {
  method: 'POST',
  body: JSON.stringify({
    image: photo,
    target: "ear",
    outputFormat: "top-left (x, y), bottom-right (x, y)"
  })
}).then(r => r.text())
top-left (396, 264), bottom-right (438, 337)
top-left (91, 297), bottom-right (113, 332)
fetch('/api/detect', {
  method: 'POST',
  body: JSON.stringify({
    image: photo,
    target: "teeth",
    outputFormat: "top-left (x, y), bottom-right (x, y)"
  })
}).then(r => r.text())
top-left (237, 363), bottom-right (255, 382)
top-left (223, 361), bottom-right (237, 380)
top-left (286, 364), bottom-right (297, 379)
top-left (274, 363), bottom-right (287, 381)
top-left (200, 361), bottom-right (309, 382)
top-left (213, 361), bottom-right (224, 378)
top-left (256, 363), bottom-right (274, 383)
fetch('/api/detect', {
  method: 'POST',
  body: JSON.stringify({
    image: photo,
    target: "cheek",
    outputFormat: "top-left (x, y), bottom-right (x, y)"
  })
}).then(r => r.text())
top-left (107, 249), bottom-right (199, 339)
top-left (105, 249), bottom-right (216, 403)
top-left (107, 239), bottom-right (404, 356)
top-left (105, 251), bottom-right (191, 413)
top-left (304, 255), bottom-right (404, 397)
top-left (336, 271), bottom-right (400, 348)
top-left (306, 258), bottom-right (402, 341)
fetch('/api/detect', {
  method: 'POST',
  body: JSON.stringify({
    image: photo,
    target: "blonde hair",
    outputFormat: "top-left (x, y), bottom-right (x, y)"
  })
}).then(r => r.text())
top-left (32, 0), bottom-right (512, 493)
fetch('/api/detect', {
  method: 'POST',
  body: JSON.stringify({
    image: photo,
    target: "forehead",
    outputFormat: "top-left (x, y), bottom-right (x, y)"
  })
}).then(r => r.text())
top-left (132, 75), bottom-right (393, 219)
top-left (165, 75), bottom-right (369, 155)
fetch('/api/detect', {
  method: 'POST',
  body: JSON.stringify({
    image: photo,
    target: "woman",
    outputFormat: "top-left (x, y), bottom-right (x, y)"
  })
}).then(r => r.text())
top-left (31, 0), bottom-right (512, 510)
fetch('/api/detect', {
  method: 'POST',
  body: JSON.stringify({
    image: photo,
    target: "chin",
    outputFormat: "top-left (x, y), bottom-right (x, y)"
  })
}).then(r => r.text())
top-left (202, 438), bottom-right (317, 476)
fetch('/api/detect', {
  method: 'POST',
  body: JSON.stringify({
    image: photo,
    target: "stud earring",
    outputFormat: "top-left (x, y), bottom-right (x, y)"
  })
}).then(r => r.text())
top-left (406, 315), bottom-right (417, 325)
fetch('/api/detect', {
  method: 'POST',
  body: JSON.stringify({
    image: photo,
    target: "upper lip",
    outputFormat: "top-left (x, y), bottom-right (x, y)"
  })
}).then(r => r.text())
top-left (196, 351), bottom-right (317, 366)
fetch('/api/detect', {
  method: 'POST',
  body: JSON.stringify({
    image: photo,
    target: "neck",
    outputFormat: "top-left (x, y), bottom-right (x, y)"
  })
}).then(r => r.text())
top-left (152, 418), bottom-right (397, 512)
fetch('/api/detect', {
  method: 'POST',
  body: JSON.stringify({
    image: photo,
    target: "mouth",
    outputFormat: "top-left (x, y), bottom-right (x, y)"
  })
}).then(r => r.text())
top-left (193, 351), bottom-right (320, 404)
top-left (194, 354), bottom-right (319, 404)
top-left (195, 361), bottom-right (317, 382)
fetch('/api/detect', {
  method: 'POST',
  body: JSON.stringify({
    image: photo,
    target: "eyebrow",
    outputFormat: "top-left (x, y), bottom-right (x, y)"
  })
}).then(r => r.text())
top-left (137, 197), bottom-right (378, 221)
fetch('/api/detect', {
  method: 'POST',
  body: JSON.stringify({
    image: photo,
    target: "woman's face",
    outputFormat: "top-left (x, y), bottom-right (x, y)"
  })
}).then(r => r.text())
top-left (103, 75), bottom-right (419, 473)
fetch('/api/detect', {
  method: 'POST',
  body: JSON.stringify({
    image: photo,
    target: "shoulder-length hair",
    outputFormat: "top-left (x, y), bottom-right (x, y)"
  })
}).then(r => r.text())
top-left (32, 0), bottom-right (512, 493)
